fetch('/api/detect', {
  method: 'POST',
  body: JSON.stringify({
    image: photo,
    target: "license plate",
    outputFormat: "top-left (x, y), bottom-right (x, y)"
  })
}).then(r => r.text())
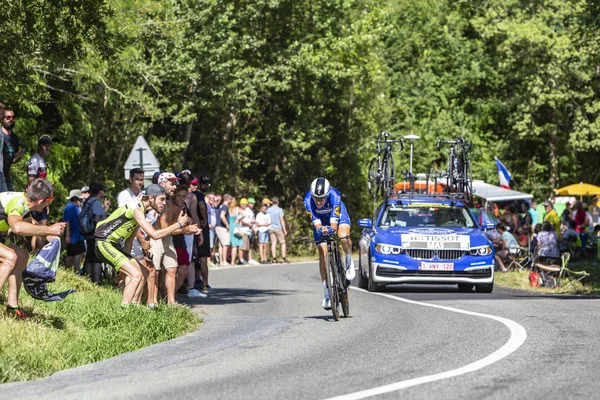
top-left (419, 262), bottom-right (454, 271)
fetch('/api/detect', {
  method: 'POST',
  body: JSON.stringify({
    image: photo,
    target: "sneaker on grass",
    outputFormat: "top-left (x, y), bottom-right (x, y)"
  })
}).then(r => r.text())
top-left (6, 305), bottom-right (29, 320)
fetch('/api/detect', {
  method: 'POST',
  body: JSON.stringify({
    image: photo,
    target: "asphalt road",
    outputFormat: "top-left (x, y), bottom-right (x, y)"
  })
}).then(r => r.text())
top-left (2, 261), bottom-right (600, 400)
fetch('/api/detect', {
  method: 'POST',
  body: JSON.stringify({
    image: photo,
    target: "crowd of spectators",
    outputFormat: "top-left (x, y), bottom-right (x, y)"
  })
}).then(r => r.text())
top-left (487, 197), bottom-right (600, 272)
top-left (0, 99), bottom-right (294, 308)
top-left (59, 167), bottom-right (293, 306)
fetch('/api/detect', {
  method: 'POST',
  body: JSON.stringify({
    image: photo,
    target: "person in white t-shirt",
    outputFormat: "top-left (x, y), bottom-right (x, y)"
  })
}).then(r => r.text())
top-left (255, 203), bottom-right (271, 264)
top-left (117, 168), bottom-right (145, 208)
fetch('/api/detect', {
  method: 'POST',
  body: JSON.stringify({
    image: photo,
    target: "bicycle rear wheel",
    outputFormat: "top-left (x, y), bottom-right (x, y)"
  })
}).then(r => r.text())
top-left (367, 157), bottom-right (380, 200)
top-left (326, 250), bottom-right (340, 321)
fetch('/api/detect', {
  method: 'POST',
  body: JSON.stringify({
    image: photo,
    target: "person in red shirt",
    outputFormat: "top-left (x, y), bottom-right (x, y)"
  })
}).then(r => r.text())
top-left (574, 201), bottom-right (589, 249)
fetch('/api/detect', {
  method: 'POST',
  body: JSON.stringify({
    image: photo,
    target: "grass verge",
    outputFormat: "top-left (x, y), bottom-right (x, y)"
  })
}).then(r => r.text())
top-left (0, 268), bottom-right (201, 383)
top-left (494, 257), bottom-right (600, 295)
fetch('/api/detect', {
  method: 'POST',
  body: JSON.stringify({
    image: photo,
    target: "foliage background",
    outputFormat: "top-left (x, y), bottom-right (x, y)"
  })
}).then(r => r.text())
top-left (1, 0), bottom-right (600, 246)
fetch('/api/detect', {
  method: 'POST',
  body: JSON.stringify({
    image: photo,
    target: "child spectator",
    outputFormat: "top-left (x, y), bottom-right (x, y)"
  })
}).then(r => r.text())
top-left (255, 203), bottom-right (271, 264)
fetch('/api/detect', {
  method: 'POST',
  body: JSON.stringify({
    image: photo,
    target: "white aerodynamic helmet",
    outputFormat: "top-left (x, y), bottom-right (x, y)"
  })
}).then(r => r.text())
top-left (310, 177), bottom-right (331, 199)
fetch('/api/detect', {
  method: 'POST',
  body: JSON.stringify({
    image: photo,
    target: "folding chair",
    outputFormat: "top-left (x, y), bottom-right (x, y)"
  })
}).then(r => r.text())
top-left (535, 253), bottom-right (590, 289)
top-left (507, 246), bottom-right (533, 271)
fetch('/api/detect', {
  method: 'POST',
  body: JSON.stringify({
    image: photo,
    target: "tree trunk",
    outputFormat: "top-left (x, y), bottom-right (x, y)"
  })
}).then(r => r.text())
top-left (180, 121), bottom-right (193, 167)
top-left (549, 125), bottom-right (558, 198)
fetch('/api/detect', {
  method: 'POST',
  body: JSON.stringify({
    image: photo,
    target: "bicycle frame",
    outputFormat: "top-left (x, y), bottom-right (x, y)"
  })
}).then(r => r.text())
top-left (437, 137), bottom-right (474, 205)
top-left (368, 131), bottom-right (404, 201)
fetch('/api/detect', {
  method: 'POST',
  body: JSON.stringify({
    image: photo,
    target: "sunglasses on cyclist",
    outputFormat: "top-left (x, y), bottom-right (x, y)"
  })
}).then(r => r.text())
top-left (41, 197), bottom-right (55, 203)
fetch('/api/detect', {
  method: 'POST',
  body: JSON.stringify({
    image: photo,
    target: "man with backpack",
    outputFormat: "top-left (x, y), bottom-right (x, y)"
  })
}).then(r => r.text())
top-left (80, 183), bottom-right (107, 284)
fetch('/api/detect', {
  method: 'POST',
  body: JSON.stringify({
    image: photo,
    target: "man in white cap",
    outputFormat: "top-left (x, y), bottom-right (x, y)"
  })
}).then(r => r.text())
top-left (63, 189), bottom-right (86, 274)
top-left (80, 186), bottom-right (90, 200)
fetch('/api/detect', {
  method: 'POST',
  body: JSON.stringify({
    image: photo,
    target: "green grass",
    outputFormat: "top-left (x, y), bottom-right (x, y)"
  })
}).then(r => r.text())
top-left (495, 256), bottom-right (600, 295)
top-left (0, 269), bottom-right (201, 383)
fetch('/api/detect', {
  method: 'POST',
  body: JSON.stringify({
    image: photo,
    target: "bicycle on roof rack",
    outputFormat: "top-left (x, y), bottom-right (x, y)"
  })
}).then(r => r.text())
top-left (437, 137), bottom-right (474, 206)
top-left (367, 131), bottom-right (404, 201)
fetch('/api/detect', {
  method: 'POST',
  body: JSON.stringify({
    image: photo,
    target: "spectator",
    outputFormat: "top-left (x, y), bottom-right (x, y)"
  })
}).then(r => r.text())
top-left (206, 192), bottom-right (217, 265)
top-left (215, 194), bottom-right (232, 266)
top-left (255, 203), bottom-right (271, 263)
top-left (81, 186), bottom-right (90, 200)
top-left (560, 219), bottom-right (580, 252)
top-left (516, 225), bottom-right (529, 247)
top-left (27, 135), bottom-right (53, 250)
top-left (543, 200), bottom-right (561, 238)
top-left (574, 201), bottom-right (590, 249)
top-left (229, 197), bottom-right (243, 265)
top-left (530, 223), bottom-right (542, 256)
top-left (238, 198), bottom-right (254, 264)
top-left (117, 168), bottom-right (145, 207)
top-left (266, 197), bottom-right (289, 263)
top-left (246, 197), bottom-right (258, 264)
top-left (528, 201), bottom-right (539, 226)
top-left (83, 183), bottom-right (108, 284)
top-left (171, 184), bottom-right (204, 299)
top-left (494, 223), bottom-right (520, 272)
top-left (561, 197), bottom-right (575, 227)
top-left (191, 175), bottom-right (212, 294)
top-left (0, 108), bottom-right (23, 191)
top-left (63, 189), bottom-right (86, 274)
top-left (27, 135), bottom-right (52, 183)
top-left (536, 221), bottom-right (560, 263)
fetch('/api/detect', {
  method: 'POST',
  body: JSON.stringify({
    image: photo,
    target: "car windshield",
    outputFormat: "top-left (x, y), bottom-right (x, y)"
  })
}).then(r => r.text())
top-left (380, 204), bottom-right (476, 228)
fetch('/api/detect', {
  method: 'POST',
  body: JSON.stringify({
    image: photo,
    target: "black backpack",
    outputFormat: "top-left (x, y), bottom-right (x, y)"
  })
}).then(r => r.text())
top-left (79, 197), bottom-right (99, 236)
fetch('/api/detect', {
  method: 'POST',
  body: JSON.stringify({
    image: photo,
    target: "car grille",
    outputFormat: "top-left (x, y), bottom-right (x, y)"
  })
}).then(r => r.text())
top-left (376, 267), bottom-right (492, 279)
top-left (405, 249), bottom-right (466, 260)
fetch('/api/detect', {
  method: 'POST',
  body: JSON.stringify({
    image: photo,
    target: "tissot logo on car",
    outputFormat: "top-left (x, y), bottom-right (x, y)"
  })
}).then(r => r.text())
top-left (408, 228), bottom-right (454, 235)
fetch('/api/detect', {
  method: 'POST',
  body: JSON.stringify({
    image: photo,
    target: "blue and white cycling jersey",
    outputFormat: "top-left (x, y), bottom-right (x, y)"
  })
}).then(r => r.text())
top-left (304, 188), bottom-right (351, 228)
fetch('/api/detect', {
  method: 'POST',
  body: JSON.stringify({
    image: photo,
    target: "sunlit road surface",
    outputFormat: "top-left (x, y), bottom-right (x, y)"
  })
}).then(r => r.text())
top-left (2, 261), bottom-right (600, 400)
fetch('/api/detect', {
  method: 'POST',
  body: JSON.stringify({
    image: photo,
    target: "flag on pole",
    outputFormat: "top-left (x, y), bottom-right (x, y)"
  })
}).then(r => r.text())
top-left (494, 157), bottom-right (512, 189)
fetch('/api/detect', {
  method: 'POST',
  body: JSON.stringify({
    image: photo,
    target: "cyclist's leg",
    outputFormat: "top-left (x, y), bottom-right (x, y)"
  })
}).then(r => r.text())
top-left (0, 243), bottom-right (23, 308)
top-left (96, 240), bottom-right (144, 304)
top-left (337, 202), bottom-right (353, 255)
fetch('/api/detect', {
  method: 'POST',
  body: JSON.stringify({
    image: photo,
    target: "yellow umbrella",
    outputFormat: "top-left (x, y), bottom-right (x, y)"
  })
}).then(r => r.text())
top-left (554, 182), bottom-right (600, 196)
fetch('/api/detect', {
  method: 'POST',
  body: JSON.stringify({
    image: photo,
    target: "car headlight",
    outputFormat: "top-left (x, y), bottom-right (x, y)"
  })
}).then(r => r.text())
top-left (375, 244), bottom-right (403, 255)
top-left (470, 245), bottom-right (492, 256)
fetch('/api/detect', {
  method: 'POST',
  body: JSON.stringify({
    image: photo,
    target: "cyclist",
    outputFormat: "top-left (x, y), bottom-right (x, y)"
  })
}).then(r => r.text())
top-left (0, 179), bottom-right (66, 319)
top-left (304, 177), bottom-right (354, 310)
top-left (95, 184), bottom-right (199, 306)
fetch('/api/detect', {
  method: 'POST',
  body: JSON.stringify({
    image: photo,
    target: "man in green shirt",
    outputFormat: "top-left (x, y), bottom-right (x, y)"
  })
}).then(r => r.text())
top-left (543, 200), bottom-right (561, 238)
top-left (95, 184), bottom-right (199, 306)
top-left (0, 179), bottom-right (66, 319)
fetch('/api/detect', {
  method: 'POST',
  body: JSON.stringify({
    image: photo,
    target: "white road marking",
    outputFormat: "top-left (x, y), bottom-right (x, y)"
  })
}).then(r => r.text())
top-left (324, 288), bottom-right (527, 400)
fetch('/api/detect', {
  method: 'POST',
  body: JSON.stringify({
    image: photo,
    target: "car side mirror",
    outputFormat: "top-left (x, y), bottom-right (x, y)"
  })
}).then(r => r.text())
top-left (481, 221), bottom-right (496, 231)
top-left (358, 218), bottom-right (372, 228)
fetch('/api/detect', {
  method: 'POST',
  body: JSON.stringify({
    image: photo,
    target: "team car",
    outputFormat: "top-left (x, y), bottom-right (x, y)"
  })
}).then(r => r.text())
top-left (357, 196), bottom-right (496, 293)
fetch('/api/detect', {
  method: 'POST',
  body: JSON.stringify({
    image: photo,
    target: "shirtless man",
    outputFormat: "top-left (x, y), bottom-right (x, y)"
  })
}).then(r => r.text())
top-left (153, 176), bottom-right (200, 304)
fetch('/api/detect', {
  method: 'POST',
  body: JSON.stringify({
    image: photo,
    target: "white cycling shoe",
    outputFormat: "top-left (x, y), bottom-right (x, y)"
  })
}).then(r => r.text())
top-left (322, 297), bottom-right (332, 310)
top-left (345, 255), bottom-right (356, 280)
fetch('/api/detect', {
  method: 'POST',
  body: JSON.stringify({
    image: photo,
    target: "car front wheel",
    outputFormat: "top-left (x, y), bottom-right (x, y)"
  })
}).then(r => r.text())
top-left (475, 282), bottom-right (494, 293)
top-left (357, 251), bottom-right (368, 289)
top-left (367, 260), bottom-right (381, 292)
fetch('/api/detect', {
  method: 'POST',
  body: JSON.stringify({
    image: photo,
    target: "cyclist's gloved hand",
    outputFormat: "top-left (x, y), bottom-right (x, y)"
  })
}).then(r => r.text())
top-left (323, 226), bottom-right (335, 236)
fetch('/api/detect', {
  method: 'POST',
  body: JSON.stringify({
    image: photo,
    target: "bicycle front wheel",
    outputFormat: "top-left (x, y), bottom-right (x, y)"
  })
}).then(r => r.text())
top-left (336, 250), bottom-right (350, 318)
top-left (326, 250), bottom-right (340, 321)
top-left (382, 152), bottom-right (395, 200)
top-left (367, 157), bottom-right (379, 200)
